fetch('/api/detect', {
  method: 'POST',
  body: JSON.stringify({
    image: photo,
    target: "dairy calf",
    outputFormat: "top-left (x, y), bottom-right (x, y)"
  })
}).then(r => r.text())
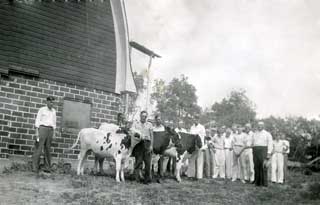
top-left (70, 128), bottom-right (140, 182)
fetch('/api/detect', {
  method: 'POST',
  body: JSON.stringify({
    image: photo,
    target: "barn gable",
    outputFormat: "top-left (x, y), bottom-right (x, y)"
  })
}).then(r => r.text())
top-left (0, 0), bottom-right (136, 160)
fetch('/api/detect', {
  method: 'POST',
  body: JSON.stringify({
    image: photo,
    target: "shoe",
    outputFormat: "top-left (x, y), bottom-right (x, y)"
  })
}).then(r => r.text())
top-left (231, 179), bottom-right (237, 182)
top-left (241, 180), bottom-right (246, 184)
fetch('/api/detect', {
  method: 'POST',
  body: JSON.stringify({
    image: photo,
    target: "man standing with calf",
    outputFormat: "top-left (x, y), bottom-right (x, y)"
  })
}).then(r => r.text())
top-left (132, 111), bottom-right (154, 184)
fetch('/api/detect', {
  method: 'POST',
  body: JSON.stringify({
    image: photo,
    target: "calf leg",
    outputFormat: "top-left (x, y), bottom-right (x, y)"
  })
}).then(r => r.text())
top-left (120, 160), bottom-right (126, 182)
top-left (175, 151), bottom-right (187, 182)
top-left (77, 150), bottom-right (88, 175)
top-left (99, 158), bottom-right (105, 175)
top-left (94, 156), bottom-right (99, 174)
top-left (115, 155), bottom-right (122, 182)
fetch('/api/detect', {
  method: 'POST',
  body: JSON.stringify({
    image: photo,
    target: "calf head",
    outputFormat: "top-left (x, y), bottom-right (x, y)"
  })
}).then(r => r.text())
top-left (165, 126), bottom-right (182, 147)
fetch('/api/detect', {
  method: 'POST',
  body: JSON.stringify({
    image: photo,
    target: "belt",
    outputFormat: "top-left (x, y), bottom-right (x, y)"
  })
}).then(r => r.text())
top-left (214, 147), bottom-right (224, 150)
top-left (233, 145), bottom-right (244, 147)
top-left (40, 125), bottom-right (53, 129)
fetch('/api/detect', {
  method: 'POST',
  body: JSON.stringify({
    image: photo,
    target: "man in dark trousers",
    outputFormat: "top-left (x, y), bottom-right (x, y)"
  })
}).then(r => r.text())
top-left (252, 121), bottom-right (273, 186)
top-left (32, 96), bottom-right (56, 173)
top-left (131, 111), bottom-right (154, 184)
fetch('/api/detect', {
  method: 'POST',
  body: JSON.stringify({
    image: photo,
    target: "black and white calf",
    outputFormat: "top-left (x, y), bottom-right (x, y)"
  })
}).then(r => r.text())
top-left (69, 127), bottom-right (140, 182)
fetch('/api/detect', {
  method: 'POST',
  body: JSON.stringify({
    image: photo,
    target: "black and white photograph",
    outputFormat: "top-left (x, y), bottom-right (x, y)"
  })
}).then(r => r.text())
top-left (0, 0), bottom-right (320, 204)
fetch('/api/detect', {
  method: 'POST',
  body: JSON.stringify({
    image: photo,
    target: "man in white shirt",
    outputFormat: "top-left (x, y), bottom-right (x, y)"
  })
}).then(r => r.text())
top-left (271, 133), bottom-right (285, 184)
top-left (32, 96), bottom-right (56, 173)
top-left (224, 128), bottom-right (233, 179)
top-left (131, 111), bottom-right (154, 184)
top-left (212, 128), bottom-right (226, 179)
top-left (204, 127), bottom-right (217, 178)
top-left (187, 115), bottom-right (206, 179)
top-left (243, 123), bottom-right (255, 183)
top-left (232, 126), bottom-right (246, 183)
top-left (153, 114), bottom-right (165, 132)
top-left (174, 120), bottom-right (187, 133)
top-left (153, 114), bottom-right (168, 176)
top-left (252, 121), bottom-right (273, 187)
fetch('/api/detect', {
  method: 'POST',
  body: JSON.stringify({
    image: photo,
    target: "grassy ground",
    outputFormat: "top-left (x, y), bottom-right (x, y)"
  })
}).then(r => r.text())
top-left (0, 162), bottom-right (319, 205)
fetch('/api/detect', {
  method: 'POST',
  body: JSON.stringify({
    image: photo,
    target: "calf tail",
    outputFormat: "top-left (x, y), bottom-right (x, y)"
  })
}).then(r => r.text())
top-left (69, 130), bottom-right (81, 150)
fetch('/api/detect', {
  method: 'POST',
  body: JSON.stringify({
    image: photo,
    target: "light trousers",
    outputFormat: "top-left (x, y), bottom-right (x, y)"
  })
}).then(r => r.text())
top-left (225, 149), bottom-right (233, 179)
top-left (271, 152), bottom-right (284, 183)
top-left (187, 149), bottom-right (204, 179)
top-left (232, 146), bottom-right (245, 180)
top-left (204, 148), bottom-right (215, 177)
top-left (243, 149), bottom-right (255, 182)
top-left (213, 149), bottom-right (225, 178)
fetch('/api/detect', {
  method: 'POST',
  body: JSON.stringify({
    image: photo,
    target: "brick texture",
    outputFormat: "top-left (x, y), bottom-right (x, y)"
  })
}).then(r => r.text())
top-left (0, 74), bottom-right (122, 159)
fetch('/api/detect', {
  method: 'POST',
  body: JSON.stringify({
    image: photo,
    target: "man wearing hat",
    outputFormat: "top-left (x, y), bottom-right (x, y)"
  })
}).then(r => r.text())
top-left (33, 96), bottom-right (56, 173)
top-left (252, 121), bottom-right (273, 186)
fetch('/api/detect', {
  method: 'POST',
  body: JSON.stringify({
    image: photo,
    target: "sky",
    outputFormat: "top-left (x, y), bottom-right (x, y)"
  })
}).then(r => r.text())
top-left (124, 0), bottom-right (320, 119)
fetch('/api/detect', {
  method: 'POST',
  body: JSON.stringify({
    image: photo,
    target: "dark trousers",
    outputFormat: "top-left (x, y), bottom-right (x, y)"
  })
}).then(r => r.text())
top-left (253, 146), bottom-right (268, 186)
top-left (32, 126), bottom-right (53, 172)
top-left (133, 140), bottom-right (152, 182)
top-left (283, 154), bottom-right (288, 182)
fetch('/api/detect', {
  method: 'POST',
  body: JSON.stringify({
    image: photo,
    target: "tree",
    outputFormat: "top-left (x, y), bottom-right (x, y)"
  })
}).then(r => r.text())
top-left (209, 89), bottom-right (256, 127)
top-left (151, 75), bottom-right (201, 128)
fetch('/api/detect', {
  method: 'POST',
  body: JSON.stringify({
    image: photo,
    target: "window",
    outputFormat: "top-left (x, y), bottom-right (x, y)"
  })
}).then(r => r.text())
top-left (62, 99), bottom-right (91, 132)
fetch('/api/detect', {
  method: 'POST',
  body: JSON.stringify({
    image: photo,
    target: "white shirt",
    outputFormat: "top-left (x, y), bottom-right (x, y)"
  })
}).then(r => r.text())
top-left (175, 127), bottom-right (187, 133)
top-left (132, 120), bottom-right (153, 140)
top-left (224, 135), bottom-right (233, 149)
top-left (190, 123), bottom-right (206, 148)
top-left (213, 135), bottom-right (225, 149)
top-left (153, 124), bottom-right (165, 132)
top-left (243, 131), bottom-right (254, 147)
top-left (253, 130), bottom-right (273, 154)
top-left (273, 140), bottom-right (285, 153)
top-left (35, 106), bottom-right (56, 129)
top-left (232, 133), bottom-right (245, 146)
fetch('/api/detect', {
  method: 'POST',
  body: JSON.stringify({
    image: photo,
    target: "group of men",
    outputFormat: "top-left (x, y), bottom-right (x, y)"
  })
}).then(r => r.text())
top-left (174, 121), bottom-right (290, 186)
top-left (140, 113), bottom-right (290, 187)
top-left (31, 95), bottom-right (290, 187)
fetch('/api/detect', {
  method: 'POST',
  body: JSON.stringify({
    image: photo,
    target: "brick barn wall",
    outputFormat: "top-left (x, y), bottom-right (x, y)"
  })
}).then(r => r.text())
top-left (0, 74), bottom-right (122, 160)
